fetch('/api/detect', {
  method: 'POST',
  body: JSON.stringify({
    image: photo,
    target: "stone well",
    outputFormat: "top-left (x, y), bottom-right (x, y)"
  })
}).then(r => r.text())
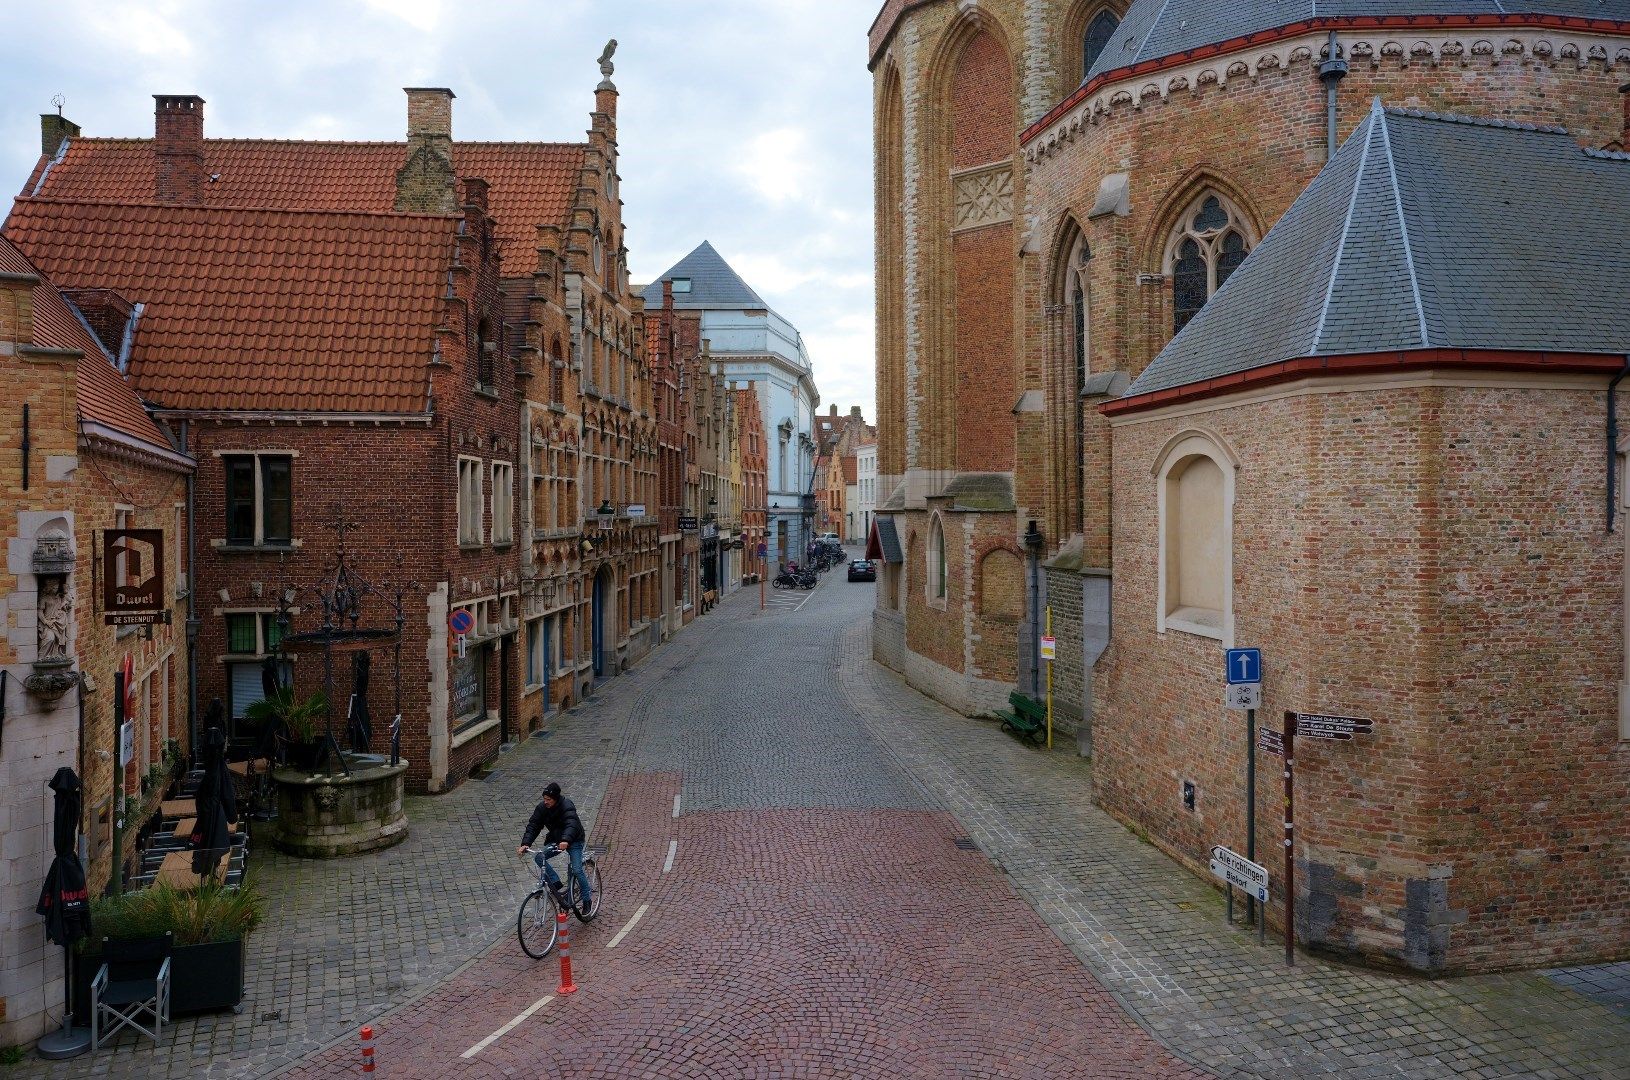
top-left (271, 756), bottom-right (409, 858)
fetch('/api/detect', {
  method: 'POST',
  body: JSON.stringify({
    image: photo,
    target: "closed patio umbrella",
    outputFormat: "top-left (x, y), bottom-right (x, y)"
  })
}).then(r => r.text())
top-left (35, 767), bottom-right (91, 1058)
top-left (190, 728), bottom-right (237, 879)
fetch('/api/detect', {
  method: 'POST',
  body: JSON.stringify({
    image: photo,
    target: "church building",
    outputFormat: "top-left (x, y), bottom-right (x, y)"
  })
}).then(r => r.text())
top-left (869, 0), bottom-right (1630, 971)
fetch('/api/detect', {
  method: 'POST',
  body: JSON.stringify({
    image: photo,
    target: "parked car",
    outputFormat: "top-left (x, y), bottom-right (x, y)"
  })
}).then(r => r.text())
top-left (847, 559), bottom-right (877, 582)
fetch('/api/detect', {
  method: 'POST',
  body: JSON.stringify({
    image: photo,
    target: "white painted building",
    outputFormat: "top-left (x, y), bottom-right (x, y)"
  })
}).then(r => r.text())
top-left (853, 441), bottom-right (877, 545)
top-left (642, 243), bottom-right (820, 569)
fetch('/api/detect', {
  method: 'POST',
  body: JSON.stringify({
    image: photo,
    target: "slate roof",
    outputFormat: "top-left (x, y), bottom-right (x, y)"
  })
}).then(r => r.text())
top-left (24, 138), bottom-right (584, 277)
top-left (1126, 101), bottom-right (1630, 399)
top-left (1, 234), bottom-right (177, 454)
top-left (5, 198), bottom-right (458, 414)
top-left (868, 516), bottom-right (903, 564)
top-left (1089, 0), bottom-right (1630, 80)
top-left (639, 242), bottom-right (767, 310)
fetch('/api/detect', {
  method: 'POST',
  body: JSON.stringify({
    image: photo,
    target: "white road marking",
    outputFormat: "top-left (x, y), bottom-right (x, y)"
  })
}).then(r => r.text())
top-left (672, 794), bottom-right (681, 819)
top-left (461, 994), bottom-right (555, 1058)
top-left (607, 904), bottom-right (650, 948)
top-left (663, 840), bottom-right (677, 873)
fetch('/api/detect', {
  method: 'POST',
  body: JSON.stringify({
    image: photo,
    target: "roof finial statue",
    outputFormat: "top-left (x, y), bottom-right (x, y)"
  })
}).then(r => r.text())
top-left (598, 39), bottom-right (618, 89)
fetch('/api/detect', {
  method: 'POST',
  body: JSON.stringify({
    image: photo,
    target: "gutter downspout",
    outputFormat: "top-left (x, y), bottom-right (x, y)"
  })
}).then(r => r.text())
top-left (1609, 355), bottom-right (1630, 533)
top-left (1318, 32), bottom-right (1349, 160)
top-left (1310, 30), bottom-right (1349, 158)
top-left (182, 419), bottom-right (201, 766)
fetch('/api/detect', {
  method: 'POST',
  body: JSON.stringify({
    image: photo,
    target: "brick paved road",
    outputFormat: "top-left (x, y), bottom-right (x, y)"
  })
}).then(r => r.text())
top-left (13, 561), bottom-right (1629, 1077)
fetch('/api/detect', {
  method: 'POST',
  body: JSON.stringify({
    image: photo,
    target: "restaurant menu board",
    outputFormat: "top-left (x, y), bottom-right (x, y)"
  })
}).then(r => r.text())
top-left (451, 651), bottom-right (484, 724)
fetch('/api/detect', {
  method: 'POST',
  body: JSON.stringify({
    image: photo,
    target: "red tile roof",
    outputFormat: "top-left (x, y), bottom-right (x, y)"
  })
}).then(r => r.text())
top-left (5, 198), bottom-right (458, 414)
top-left (841, 456), bottom-right (858, 485)
top-left (1, 234), bottom-right (175, 452)
top-left (25, 139), bottom-right (584, 277)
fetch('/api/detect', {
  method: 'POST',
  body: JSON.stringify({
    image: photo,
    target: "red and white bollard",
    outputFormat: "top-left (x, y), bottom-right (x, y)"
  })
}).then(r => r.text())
top-left (360, 1025), bottom-right (376, 1072)
top-left (556, 910), bottom-right (578, 994)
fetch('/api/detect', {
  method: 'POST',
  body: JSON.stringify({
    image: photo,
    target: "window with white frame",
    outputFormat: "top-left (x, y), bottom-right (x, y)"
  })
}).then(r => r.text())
top-left (1156, 433), bottom-right (1235, 643)
top-left (491, 461), bottom-right (514, 544)
top-left (223, 610), bottom-right (291, 719)
top-left (458, 457), bottom-right (484, 546)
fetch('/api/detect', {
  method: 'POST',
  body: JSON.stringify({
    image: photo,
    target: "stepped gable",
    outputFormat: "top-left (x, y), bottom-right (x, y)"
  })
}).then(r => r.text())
top-left (0, 234), bottom-right (174, 452)
top-left (1090, 0), bottom-right (1630, 80)
top-left (639, 241), bottom-right (767, 310)
top-left (22, 137), bottom-right (583, 278)
top-left (1124, 100), bottom-right (1630, 399)
top-left (5, 198), bottom-right (459, 414)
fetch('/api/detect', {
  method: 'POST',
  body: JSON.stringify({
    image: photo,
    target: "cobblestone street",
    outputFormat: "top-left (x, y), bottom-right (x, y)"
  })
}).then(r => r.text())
top-left (13, 565), bottom-right (1629, 1078)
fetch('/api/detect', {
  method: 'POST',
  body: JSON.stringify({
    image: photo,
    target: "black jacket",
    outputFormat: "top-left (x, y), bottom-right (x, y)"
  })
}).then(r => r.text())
top-left (521, 797), bottom-right (584, 849)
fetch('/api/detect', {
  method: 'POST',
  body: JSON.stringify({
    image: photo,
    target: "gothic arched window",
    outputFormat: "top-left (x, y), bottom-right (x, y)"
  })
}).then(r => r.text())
top-left (1167, 194), bottom-right (1253, 334)
top-left (1082, 10), bottom-right (1120, 77)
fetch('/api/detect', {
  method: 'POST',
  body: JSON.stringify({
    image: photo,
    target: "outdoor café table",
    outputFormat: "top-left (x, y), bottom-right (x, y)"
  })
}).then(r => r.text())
top-left (172, 818), bottom-right (237, 838)
top-left (153, 850), bottom-right (229, 889)
top-left (160, 798), bottom-right (196, 818)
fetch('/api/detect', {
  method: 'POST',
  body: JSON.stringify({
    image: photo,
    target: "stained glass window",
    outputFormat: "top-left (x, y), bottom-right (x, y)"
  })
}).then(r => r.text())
top-left (1173, 239), bottom-right (1209, 332)
top-left (1082, 10), bottom-right (1120, 77)
top-left (1168, 194), bottom-right (1254, 333)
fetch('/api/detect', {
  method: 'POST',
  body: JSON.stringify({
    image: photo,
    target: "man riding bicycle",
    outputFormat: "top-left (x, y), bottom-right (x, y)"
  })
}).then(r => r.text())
top-left (517, 782), bottom-right (591, 910)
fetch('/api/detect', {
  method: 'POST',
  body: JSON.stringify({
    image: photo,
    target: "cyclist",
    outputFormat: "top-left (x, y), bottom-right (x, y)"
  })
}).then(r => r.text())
top-left (517, 782), bottom-right (590, 911)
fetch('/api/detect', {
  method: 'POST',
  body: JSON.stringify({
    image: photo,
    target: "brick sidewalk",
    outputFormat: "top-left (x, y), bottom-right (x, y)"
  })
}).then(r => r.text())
top-left (836, 619), bottom-right (1630, 1079)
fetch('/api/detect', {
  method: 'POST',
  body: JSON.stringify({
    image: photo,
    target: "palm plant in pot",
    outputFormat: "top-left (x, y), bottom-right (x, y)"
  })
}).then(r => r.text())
top-left (245, 688), bottom-right (327, 771)
top-left (75, 881), bottom-right (266, 1017)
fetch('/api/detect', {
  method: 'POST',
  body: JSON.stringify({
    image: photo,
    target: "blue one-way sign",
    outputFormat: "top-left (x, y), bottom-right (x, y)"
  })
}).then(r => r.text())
top-left (1225, 648), bottom-right (1261, 685)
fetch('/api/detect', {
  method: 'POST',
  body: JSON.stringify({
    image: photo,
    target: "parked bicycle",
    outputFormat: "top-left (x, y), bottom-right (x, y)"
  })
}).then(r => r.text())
top-left (516, 845), bottom-right (602, 958)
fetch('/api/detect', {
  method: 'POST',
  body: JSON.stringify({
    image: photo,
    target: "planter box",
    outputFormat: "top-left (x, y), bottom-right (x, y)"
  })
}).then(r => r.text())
top-left (73, 937), bottom-right (246, 1020)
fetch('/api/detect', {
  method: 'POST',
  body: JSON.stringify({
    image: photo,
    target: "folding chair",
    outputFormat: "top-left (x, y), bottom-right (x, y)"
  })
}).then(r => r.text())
top-left (91, 932), bottom-right (172, 1049)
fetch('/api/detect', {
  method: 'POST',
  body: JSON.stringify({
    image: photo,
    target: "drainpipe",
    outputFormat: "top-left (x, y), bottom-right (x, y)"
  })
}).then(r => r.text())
top-left (1609, 356), bottom-right (1630, 533)
top-left (1022, 521), bottom-right (1045, 699)
top-left (182, 419), bottom-right (201, 764)
top-left (1318, 31), bottom-right (1348, 160)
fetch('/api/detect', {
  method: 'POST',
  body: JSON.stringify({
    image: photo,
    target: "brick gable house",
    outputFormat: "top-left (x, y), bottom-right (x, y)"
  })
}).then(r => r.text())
top-left (1, 235), bottom-right (194, 1046)
top-left (14, 57), bottom-right (661, 785)
top-left (871, 0), bottom-right (1630, 971)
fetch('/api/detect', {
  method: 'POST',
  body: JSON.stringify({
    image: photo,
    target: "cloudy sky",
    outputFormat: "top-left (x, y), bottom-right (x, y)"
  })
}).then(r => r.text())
top-left (0, 0), bottom-right (879, 413)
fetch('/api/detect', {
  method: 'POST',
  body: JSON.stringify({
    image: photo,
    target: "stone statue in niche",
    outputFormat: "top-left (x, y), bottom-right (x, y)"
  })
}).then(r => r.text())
top-left (37, 576), bottom-right (72, 664)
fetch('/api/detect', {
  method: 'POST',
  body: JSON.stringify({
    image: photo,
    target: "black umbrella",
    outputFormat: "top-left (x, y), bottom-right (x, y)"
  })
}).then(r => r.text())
top-left (35, 767), bottom-right (92, 1055)
top-left (347, 651), bottom-right (373, 754)
top-left (36, 767), bottom-right (90, 946)
top-left (260, 654), bottom-right (282, 701)
top-left (190, 728), bottom-right (237, 879)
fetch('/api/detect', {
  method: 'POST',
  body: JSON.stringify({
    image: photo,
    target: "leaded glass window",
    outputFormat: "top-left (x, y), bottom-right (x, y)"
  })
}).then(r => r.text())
top-left (1167, 193), bottom-right (1254, 333)
top-left (1083, 10), bottom-right (1120, 77)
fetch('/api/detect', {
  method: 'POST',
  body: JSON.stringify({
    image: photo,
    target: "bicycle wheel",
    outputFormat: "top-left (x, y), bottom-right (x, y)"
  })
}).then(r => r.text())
top-left (517, 889), bottom-right (560, 958)
top-left (574, 860), bottom-right (603, 922)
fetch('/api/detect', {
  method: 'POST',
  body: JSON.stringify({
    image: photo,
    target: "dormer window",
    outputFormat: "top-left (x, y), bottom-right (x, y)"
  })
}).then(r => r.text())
top-left (672, 277), bottom-right (692, 294)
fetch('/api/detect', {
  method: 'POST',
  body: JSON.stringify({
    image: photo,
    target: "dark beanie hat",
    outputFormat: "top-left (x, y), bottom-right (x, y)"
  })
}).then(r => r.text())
top-left (542, 782), bottom-right (562, 801)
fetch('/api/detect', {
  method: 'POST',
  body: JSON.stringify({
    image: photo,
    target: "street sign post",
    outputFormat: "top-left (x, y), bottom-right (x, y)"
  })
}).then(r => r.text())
top-left (1225, 683), bottom-right (1261, 710)
top-left (1210, 846), bottom-right (1268, 903)
top-left (1039, 635), bottom-right (1057, 661)
top-left (1258, 727), bottom-right (1284, 756)
top-left (1225, 648), bottom-right (1261, 684)
top-left (449, 608), bottom-right (474, 659)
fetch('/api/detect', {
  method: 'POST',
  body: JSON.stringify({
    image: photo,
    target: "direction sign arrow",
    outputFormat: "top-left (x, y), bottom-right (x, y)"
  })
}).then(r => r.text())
top-left (1225, 648), bottom-right (1262, 685)
top-left (1293, 712), bottom-right (1372, 740)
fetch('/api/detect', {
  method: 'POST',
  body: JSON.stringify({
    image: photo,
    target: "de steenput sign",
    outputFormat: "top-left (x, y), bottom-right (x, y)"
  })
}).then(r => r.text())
top-left (102, 529), bottom-right (167, 626)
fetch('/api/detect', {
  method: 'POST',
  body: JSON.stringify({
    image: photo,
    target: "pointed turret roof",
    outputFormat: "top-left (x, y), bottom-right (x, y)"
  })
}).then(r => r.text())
top-left (1126, 100), bottom-right (1630, 398)
top-left (639, 241), bottom-right (767, 310)
top-left (1089, 1), bottom-right (1630, 81)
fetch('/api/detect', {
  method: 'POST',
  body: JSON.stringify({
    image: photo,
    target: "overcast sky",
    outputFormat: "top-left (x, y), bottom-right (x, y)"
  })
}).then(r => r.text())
top-left (0, 0), bottom-right (879, 414)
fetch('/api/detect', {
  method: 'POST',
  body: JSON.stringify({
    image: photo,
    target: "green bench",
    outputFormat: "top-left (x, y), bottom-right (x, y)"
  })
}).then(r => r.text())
top-left (997, 691), bottom-right (1046, 744)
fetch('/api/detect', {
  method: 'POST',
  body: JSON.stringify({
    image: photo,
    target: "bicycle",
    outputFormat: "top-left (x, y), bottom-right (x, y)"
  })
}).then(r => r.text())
top-left (516, 845), bottom-right (602, 959)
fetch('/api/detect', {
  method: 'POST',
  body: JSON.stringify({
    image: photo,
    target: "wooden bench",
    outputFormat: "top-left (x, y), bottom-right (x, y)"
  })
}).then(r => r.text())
top-left (997, 691), bottom-right (1046, 744)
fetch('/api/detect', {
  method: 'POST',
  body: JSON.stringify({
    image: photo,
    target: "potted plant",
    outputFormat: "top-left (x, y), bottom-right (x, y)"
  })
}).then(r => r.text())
top-left (74, 880), bottom-right (265, 1017)
top-left (245, 688), bottom-right (327, 770)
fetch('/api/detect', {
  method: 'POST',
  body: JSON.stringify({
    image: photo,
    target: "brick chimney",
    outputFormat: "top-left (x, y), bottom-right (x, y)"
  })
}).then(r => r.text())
top-left (39, 112), bottom-right (80, 157)
top-left (395, 87), bottom-right (457, 214)
top-left (153, 95), bottom-right (205, 205)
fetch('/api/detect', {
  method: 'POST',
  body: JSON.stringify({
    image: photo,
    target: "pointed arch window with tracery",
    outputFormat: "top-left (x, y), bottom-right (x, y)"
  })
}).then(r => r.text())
top-left (1166, 194), bottom-right (1253, 334)
top-left (1082, 9), bottom-right (1120, 77)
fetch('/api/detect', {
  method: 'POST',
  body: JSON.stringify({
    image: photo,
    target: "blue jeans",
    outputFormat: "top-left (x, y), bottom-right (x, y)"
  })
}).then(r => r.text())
top-left (535, 844), bottom-right (590, 907)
